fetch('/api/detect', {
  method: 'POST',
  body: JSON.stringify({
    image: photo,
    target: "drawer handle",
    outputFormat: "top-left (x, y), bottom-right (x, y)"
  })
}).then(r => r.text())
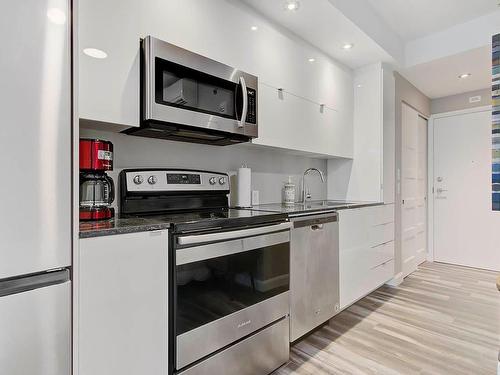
top-left (370, 259), bottom-right (393, 269)
top-left (311, 224), bottom-right (323, 231)
top-left (373, 221), bottom-right (393, 227)
top-left (371, 240), bottom-right (393, 249)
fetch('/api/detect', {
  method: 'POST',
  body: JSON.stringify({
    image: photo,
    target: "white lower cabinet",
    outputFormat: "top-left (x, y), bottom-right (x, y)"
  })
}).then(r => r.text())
top-left (78, 230), bottom-right (169, 375)
top-left (339, 205), bottom-right (395, 309)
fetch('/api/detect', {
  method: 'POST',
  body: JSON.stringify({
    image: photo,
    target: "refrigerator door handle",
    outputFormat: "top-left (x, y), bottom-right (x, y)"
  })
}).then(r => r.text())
top-left (0, 269), bottom-right (70, 297)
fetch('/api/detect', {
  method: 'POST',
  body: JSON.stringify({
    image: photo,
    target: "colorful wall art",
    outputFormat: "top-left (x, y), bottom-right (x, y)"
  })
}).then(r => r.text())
top-left (493, 34), bottom-right (500, 210)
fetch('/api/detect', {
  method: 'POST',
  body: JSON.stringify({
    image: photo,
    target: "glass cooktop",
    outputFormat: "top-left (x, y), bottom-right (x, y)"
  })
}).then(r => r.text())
top-left (122, 208), bottom-right (288, 234)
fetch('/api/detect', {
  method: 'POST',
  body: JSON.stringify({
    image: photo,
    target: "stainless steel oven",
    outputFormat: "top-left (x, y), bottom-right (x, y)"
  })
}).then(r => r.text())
top-left (119, 168), bottom-right (290, 375)
top-left (174, 222), bottom-right (291, 373)
top-left (127, 36), bottom-right (258, 146)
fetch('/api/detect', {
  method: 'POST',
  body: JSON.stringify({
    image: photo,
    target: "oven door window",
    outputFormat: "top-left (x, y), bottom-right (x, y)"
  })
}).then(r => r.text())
top-left (175, 242), bottom-right (289, 336)
top-left (155, 57), bottom-right (243, 120)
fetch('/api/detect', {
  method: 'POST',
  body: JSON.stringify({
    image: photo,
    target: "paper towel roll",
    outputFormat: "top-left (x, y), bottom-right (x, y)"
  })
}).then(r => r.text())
top-left (236, 166), bottom-right (252, 208)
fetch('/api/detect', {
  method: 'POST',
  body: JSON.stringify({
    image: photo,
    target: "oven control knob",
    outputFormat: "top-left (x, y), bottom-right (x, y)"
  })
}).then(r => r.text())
top-left (147, 175), bottom-right (157, 185)
top-left (133, 175), bottom-right (144, 185)
top-left (209, 177), bottom-right (217, 185)
top-left (219, 177), bottom-right (226, 185)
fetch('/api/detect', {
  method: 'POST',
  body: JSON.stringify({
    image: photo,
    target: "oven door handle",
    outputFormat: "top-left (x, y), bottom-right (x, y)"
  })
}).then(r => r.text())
top-left (237, 76), bottom-right (248, 128)
top-left (177, 222), bottom-right (292, 246)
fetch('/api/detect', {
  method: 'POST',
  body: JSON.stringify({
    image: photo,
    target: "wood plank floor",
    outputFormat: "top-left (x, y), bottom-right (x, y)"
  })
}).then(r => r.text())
top-left (275, 262), bottom-right (500, 375)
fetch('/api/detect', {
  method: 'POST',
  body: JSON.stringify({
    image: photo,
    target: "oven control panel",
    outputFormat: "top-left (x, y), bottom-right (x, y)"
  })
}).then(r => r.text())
top-left (125, 169), bottom-right (229, 192)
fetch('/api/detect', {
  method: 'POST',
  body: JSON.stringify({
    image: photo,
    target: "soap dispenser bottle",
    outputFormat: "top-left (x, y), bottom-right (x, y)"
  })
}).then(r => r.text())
top-left (283, 176), bottom-right (296, 205)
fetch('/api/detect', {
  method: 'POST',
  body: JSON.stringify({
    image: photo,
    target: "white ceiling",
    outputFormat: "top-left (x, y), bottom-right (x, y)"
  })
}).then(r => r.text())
top-left (240, 0), bottom-right (495, 99)
top-left (366, 0), bottom-right (499, 42)
top-left (399, 46), bottom-right (491, 98)
top-left (240, 0), bottom-right (394, 68)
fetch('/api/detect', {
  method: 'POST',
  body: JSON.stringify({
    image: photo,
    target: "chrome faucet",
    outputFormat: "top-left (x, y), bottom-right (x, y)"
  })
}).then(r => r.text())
top-left (301, 168), bottom-right (325, 203)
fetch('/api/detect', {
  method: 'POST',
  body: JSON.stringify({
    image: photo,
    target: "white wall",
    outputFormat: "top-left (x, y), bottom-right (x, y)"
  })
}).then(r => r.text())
top-left (81, 128), bottom-right (327, 208)
top-left (431, 88), bottom-right (491, 114)
top-left (327, 62), bottom-right (385, 202)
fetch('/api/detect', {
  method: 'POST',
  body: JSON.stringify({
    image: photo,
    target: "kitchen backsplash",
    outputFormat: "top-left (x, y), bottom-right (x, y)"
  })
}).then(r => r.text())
top-left (81, 129), bottom-right (328, 207)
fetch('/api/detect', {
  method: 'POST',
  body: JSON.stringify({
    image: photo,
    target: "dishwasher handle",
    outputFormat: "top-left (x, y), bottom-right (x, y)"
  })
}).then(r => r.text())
top-left (293, 213), bottom-right (338, 229)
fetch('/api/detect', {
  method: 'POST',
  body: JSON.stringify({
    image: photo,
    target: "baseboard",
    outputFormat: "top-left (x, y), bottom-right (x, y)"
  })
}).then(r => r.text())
top-left (385, 272), bottom-right (403, 287)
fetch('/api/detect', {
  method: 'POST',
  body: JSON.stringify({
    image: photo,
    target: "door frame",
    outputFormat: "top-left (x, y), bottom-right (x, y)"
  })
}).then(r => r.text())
top-left (389, 101), bottom-right (429, 286)
top-left (427, 105), bottom-right (492, 263)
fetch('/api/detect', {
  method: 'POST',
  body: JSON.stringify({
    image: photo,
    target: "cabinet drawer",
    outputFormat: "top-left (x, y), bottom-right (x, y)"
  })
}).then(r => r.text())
top-left (340, 258), bottom-right (394, 309)
top-left (339, 204), bottom-right (394, 251)
top-left (369, 241), bottom-right (394, 269)
top-left (371, 204), bottom-right (394, 226)
top-left (369, 222), bottom-right (394, 247)
top-left (339, 241), bottom-right (394, 275)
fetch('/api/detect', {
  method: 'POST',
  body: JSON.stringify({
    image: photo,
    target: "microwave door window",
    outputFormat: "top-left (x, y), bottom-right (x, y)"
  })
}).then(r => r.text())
top-left (155, 57), bottom-right (237, 120)
top-left (197, 84), bottom-right (234, 118)
top-left (163, 73), bottom-right (198, 107)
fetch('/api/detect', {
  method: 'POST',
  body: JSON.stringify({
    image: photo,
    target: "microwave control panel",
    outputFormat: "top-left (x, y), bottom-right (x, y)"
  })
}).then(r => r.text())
top-left (246, 88), bottom-right (257, 124)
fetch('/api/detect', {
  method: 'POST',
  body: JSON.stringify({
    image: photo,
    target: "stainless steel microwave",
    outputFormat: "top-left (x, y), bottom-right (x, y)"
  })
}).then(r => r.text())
top-left (126, 36), bottom-right (258, 146)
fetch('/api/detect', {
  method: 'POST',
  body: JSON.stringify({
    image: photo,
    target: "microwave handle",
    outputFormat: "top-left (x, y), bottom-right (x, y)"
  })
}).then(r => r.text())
top-left (238, 76), bottom-right (248, 128)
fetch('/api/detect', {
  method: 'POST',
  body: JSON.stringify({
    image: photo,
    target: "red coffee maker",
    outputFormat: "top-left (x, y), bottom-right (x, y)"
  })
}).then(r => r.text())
top-left (79, 139), bottom-right (115, 221)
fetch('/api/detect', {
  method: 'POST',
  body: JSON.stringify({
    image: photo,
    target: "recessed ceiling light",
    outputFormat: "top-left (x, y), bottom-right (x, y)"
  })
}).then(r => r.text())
top-left (47, 8), bottom-right (66, 25)
top-left (458, 73), bottom-right (471, 79)
top-left (308, 58), bottom-right (316, 62)
top-left (250, 26), bottom-right (258, 31)
top-left (83, 48), bottom-right (108, 59)
top-left (357, 84), bottom-right (363, 88)
top-left (284, 1), bottom-right (300, 11)
top-left (342, 43), bottom-right (354, 50)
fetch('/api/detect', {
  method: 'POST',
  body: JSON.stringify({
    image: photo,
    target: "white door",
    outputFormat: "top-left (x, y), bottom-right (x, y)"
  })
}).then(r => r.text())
top-left (434, 109), bottom-right (500, 271)
top-left (401, 103), bottom-right (427, 278)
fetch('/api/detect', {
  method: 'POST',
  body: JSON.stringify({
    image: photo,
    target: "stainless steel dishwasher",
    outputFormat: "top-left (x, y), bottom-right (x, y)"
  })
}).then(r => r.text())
top-left (289, 211), bottom-right (340, 342)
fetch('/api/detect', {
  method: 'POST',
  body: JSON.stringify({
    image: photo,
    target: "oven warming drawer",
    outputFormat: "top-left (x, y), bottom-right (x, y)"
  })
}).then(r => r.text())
top-left (178, 317), bottom-right (289, 375)
top-left (176, 292), bottom-right (289, 370)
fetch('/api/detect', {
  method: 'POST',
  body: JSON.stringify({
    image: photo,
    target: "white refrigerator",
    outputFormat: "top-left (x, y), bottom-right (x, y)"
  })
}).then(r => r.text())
top-left (0, 0), bottom-right (72, 373)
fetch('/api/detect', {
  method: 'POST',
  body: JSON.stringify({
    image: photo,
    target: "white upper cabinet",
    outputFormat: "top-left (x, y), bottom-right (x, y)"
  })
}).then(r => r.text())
top-left (254, 84), bottom-right (353, 158)
top-left (327, 63), bottom-right (395, 201)
top-left (78, 0), bottom-right (353, 157)
top-left (79, 0), bottom-right (141, 129)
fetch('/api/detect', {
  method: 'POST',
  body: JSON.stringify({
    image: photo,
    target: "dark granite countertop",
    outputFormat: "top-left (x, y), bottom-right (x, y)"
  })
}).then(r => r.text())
top-left (246, 200), bottom-right (383, 216)
top-left (79, 208), bottom-right (287, 239)
top-left (79, 217), bottom-right (171, 239)
top-left (79, 201), bottom-right (384, 238)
